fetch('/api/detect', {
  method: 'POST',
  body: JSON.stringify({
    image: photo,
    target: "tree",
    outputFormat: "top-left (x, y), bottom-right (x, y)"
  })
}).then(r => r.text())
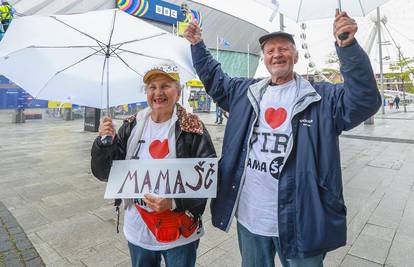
top-left (322, 52), bottom-right (342, 83)
top-left (386, 54), bottom-right (414, 93)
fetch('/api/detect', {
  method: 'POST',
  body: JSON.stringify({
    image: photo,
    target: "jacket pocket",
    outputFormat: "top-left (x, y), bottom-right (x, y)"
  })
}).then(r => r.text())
top-left (318, 183), bottom-right (346, 215)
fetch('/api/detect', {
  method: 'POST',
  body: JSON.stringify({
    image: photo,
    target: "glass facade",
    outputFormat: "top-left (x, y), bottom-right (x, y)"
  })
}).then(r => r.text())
top-left (209, 49), bottom-right (260, 78)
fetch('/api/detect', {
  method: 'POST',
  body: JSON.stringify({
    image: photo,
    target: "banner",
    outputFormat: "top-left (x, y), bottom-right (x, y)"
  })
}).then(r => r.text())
top-left (104, 158), bottom-right (218, 199)
top-left (117, 0), bottom-right (203, 27)
top-left (177, 21), bottom-right (189, 36)
top-left (186, 79), bottom-right (204, 88)
top-left (48, 101), bottom-right (72, 108)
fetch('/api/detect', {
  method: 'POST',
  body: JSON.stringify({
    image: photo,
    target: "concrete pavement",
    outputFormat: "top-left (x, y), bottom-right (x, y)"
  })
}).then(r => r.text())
top-left (0, 105), bottom-right (414, 266)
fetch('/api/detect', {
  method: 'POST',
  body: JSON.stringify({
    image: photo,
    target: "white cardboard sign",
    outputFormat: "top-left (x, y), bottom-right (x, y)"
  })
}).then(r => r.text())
top-left (104, 158), bottom-right (218, 199)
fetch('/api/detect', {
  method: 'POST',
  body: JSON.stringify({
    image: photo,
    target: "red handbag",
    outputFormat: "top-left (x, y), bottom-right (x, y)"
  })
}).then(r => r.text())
top-left (136, 204), bottom-right (198, 243)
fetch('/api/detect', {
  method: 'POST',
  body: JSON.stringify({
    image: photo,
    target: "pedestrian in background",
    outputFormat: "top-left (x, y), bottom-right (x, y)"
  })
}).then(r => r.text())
top-left (215, 105), bottom-right (223, 124)
top-left (394, 95), bottom-right (400, 110)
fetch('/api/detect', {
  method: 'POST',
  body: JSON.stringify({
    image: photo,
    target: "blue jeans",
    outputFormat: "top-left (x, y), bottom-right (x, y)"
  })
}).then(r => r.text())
top-left (237, 222), bottom-right (324, 267)
top-left (128, 240), bottom-right (199, 267)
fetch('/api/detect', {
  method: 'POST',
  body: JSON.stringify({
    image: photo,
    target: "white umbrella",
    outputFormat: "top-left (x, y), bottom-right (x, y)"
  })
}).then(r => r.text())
top-left (277, 0), bottom-right (391, 22)
top-left (0, 9), bottom-right (196, 109)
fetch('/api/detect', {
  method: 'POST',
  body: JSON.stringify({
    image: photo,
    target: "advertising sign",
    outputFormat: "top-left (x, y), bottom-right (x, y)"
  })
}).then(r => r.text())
top-left (117, 0), bottom-right (203, 27)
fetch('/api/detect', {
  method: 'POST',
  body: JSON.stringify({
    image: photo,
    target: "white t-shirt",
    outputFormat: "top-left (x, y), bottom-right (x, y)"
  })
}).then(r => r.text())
top-left (237, 79), bottom-right (297, 237)
top-left (123, 117), bottom-right (203, 250)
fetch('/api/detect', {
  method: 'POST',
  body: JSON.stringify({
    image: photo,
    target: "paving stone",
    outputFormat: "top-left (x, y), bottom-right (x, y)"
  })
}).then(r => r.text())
top-left (44, 258), bottom-right (73, 267)
top-left (0, 196), bottom-right (27, 211)
top-left (324, 245), bottom-right (351, 267)
top-left (80, 245), bottom-right (129, 267)
top-left (18, 183), bottom-right (76, 202)
top-left (197, 242), bottom-right (213, 257)
top-left (217, 234), bottom-right (238, 252)
top-left (112, 239), bottom-right (130, 257)
top-left (197, 247), bottom-right (227, 266)
top-left (32, 242), bottom-right (64, 266)
top-left (13, 233), bottom-right (28, 242)
top-left (0, 240), bottom-right (13, 253)
top-left (396, 211), bottom-right (414, 237)
top-left (7, 226), bottom-right (23, 235)
top-left (361, 223), bottom-right (395, 241)
top-left (25, 257), bottom-right (45, 267)
top-left (21, 248), bottom-right (39, 262)
top-left (207, 251), bottom-right (242, 267)
top-left (115, 259), bottom-right (131, 267)
top-left (14, 211), bottom-right (50, 233)
top-left (91, 204), bottom-right (117, 223)
top-left (3, 251), bottom-right (23, 266)
top-left (348, 234), bottom-right (392, 264)
top-left (26, 233), bottom-right (43, 246)
top-left (36, 214), bottom-right (115, 257)
top-left (385, 234), bottom-right (414, 266)
top-left (346, 193), bottom-right (382, 244)
top-left (340, 255), bottom-right (382, 267)
top-left (37, 197), bottom-right (105, 222)
top-left (201, 221), bottom-right (232, 248)
top-left (368, 208), bottom-right (403, 229)
top-left (15, 240), bottom-right (33, 251)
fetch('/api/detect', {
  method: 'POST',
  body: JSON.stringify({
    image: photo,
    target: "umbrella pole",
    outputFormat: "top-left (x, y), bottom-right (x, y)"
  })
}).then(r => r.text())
top-left (337, 0), bottom-right (342, 11)
top-left (101, 51), bottom-right (113, 145)
top-left (337, 0), bottom-right (349, 41)
top-left (107, 52), bottom-right (110, 116)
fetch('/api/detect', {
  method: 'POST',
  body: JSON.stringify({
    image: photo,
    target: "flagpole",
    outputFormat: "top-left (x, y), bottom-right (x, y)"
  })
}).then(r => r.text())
top-left (247, 44), bottom-right (250, 78)
top-left (377, 7), bottom-right (385, 115)
top-left (176, 21), bottom-right (179, 36)
top-left (216, 35), bottom-right (219, 61)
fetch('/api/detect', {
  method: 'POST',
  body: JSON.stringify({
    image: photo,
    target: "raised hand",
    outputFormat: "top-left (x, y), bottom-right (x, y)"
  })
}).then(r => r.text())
top-left (184, 21), bottom-right (202, 45)
top-left (333, 9), bottom-right (358, 47)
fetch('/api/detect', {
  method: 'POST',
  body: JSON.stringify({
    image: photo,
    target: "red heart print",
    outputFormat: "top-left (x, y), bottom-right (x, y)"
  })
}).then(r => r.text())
top-left (149, 139), bottom-right (169, 159)
top-left (265, 107), bottom-right (287, 129)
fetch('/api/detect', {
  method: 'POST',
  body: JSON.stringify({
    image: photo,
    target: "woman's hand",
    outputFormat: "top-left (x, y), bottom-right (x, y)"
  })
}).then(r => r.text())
top-left (143, 194), bottom-right (172, 212)
top-left (98, 116), bottom-right (116, 143)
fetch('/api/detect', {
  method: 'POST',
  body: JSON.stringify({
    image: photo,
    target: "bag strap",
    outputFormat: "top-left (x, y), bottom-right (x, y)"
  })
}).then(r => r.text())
top-left (114, 199), bottom-right (122, 233)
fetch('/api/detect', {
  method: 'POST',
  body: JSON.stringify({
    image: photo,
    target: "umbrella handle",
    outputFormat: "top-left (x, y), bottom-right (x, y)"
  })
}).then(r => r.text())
top-left (338, 32), bottom-right (349, 41)
top-left (101, 135), bottom-right (113, 146)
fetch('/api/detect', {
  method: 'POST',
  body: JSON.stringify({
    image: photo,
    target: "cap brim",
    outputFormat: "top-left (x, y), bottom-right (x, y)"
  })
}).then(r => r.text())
top-left (259, 32), bottom-right (295, 47)
top-left (143, 70), bottom-right (180, 83)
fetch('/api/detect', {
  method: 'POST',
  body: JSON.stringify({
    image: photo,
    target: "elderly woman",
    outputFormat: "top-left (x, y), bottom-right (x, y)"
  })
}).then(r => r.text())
top-left (91, 64), bottom-right (216, 267)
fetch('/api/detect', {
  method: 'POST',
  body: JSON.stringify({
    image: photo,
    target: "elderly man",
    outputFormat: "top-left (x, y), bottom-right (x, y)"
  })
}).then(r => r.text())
top-left (184, 10), bottom-right (381, 267)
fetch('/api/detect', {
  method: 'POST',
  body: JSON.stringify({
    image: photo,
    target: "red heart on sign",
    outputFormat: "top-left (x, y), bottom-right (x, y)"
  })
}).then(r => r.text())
top-left (265, 107), bottom-right (287, 129)
top-left (149, 139), bottom-right (169, 159)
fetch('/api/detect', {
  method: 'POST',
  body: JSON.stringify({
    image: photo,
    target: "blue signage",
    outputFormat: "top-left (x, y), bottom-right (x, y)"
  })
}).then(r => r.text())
top-left (0, 76), bottom-right (48, 109)
top-left (117, 0), bottom-right (203, 26)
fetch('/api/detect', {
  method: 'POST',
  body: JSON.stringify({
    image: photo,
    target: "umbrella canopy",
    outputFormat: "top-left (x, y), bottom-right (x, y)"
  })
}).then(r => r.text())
top-left (0, 9), bottom-right (196, 109)
top-left (278, 0), bottom-right (391, 22)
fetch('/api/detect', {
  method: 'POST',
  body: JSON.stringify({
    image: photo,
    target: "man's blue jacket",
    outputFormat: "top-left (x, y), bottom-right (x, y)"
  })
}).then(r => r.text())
top-left (191, 40), bottom-right (381, 258)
